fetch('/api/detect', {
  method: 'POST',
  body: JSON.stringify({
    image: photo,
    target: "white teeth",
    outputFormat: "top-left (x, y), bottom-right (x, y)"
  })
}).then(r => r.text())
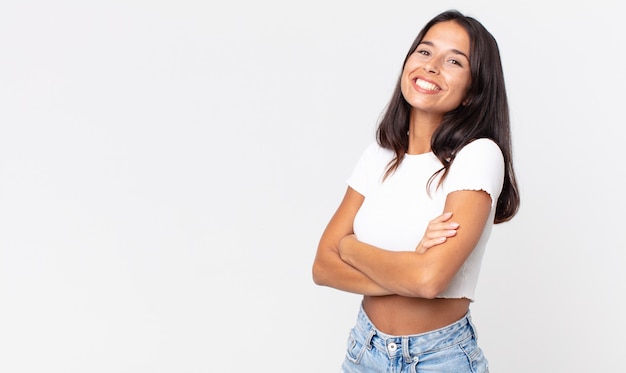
top-left (416, 79), bottom-right (439, 91)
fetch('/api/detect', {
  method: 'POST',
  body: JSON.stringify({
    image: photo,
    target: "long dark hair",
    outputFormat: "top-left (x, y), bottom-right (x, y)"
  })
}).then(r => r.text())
top-left (376, 9), bottom-right (520, 223)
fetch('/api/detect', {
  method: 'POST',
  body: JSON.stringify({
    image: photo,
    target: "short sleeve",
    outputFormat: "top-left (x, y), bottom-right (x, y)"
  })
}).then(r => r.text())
top-left (346, 142), bottom-right (385, 197)
top-left (443, 138), bottom-right (505, 206)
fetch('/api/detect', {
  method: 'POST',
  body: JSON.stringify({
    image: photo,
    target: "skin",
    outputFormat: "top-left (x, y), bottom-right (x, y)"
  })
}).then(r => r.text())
top-left (312, 21), bottom-right (493, 335)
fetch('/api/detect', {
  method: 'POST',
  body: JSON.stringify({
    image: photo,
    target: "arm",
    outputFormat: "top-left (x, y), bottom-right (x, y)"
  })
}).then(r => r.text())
top-left (338, 189), bottom-right (492, 299)
top-left (312, 186), bottom-right (393, 296)
top-left (312, 187), bottom-right (459, 296)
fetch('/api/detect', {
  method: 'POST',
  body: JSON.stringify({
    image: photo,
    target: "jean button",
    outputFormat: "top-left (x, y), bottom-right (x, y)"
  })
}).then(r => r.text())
top-left (387, 342), bottom-right (397, 352)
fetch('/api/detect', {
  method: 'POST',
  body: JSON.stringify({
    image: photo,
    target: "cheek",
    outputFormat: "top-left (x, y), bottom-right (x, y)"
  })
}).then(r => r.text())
top-left (452, 75), bottom-right (472, 100)
top-left (460, 73), bottom-right (472, 92)
top-left (400, 71), bottom-right (411, 99)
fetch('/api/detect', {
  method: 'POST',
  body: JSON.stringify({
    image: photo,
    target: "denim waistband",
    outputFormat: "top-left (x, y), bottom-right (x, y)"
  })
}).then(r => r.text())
top-left (353, 303), bottom-right (477, 361)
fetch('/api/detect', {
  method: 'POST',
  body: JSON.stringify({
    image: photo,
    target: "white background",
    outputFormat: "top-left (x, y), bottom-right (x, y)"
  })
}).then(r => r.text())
top-left (1, 1), bottom-right (624, 372)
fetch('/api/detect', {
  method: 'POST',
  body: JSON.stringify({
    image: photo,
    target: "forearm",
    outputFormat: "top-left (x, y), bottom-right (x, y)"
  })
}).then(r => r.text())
top-left (339, 191), bottom-right (492, 299)
top-left (339, 235), bottom-right (437, 298)
top-left (312, 246), bottom-right (394, 296)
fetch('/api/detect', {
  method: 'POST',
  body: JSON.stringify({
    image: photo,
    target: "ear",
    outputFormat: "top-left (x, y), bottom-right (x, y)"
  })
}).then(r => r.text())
top-left (462, 96), bottom-right (471, 106)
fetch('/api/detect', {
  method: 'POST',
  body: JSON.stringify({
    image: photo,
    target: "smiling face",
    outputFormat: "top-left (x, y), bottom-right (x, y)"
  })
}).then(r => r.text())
top-left (400, 20), bottom-right (472, 122)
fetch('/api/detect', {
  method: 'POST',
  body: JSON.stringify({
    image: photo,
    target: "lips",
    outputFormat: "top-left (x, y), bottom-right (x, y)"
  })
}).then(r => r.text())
top-left (415, 78), bottom-right (440, 91)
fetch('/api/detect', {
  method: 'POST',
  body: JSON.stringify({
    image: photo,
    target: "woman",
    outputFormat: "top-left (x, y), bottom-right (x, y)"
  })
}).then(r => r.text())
top-left (312, 9), bottom-right (520, 372)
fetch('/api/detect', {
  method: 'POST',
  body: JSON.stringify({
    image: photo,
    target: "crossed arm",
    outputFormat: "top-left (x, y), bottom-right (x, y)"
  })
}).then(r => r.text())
top-left (311, 186), bottom-right (492, 298)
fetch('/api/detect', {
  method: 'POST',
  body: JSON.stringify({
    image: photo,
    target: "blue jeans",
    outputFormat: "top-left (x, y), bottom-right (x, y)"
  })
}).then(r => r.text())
top-left (341, 305), bottom-right (489, 372)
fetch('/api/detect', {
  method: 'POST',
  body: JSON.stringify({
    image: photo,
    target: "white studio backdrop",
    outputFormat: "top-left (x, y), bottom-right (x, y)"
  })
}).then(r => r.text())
top-left (0, 1), bottom-right (623, 372)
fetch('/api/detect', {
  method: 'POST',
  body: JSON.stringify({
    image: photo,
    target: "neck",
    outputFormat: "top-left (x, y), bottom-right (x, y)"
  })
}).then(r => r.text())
top-left (407, 112), bottom-right (441, 155)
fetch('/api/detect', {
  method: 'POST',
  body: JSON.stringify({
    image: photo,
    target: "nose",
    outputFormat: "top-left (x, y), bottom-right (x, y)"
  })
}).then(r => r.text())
top-left (423, 61), bottom-right (439, 74)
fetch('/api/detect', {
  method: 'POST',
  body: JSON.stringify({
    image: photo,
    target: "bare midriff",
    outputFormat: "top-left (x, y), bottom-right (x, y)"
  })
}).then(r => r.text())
top-left (362, 295), bottom-right (471, 335)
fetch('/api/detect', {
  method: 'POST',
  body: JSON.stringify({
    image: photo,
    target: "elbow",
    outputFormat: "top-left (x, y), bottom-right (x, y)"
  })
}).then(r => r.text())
top-left (401, 284), bottom-right (441, 300)
top-left (402, 271), bottom-right (449, 299)
top-left (311, 261), bottom-right (328, 286)
top-left (311, 246), bottom-right (341, 287)
top-left (420, 282), bottom-right (448, 299)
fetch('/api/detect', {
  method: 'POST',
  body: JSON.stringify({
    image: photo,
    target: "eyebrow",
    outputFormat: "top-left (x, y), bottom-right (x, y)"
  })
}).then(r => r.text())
top-left (419, 41), bottom-right (470, 60)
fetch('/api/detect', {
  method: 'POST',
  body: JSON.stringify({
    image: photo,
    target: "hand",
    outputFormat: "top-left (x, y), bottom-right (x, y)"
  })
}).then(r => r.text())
top-left (415, 212), bottom-right (459, 254)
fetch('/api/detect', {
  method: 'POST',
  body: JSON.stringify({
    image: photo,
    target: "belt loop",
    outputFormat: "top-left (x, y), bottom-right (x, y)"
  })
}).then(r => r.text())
top-left (402, 336), bottom-right (411, 364)
top-left (466, 312), bottom-right (478, 341)
top-left (365, 328), bottom-right (376, 350)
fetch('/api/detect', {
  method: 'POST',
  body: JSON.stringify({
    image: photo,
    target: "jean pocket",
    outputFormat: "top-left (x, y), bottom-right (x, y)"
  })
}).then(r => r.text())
top-left (345, 329), bottom-right (367, 364)
top-left (459, 336), bottom-right (488, 373)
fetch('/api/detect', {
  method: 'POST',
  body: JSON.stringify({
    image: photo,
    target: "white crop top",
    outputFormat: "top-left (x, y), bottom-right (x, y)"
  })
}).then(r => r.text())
top-left (347, 138), bottom-right (505, 300)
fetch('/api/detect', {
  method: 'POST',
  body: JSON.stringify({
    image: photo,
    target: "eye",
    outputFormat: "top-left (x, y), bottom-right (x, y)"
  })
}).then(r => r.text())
top-left (415, 49), bottom-right (431, 56)
top-left (447, 57), bottom-right (466, 68)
